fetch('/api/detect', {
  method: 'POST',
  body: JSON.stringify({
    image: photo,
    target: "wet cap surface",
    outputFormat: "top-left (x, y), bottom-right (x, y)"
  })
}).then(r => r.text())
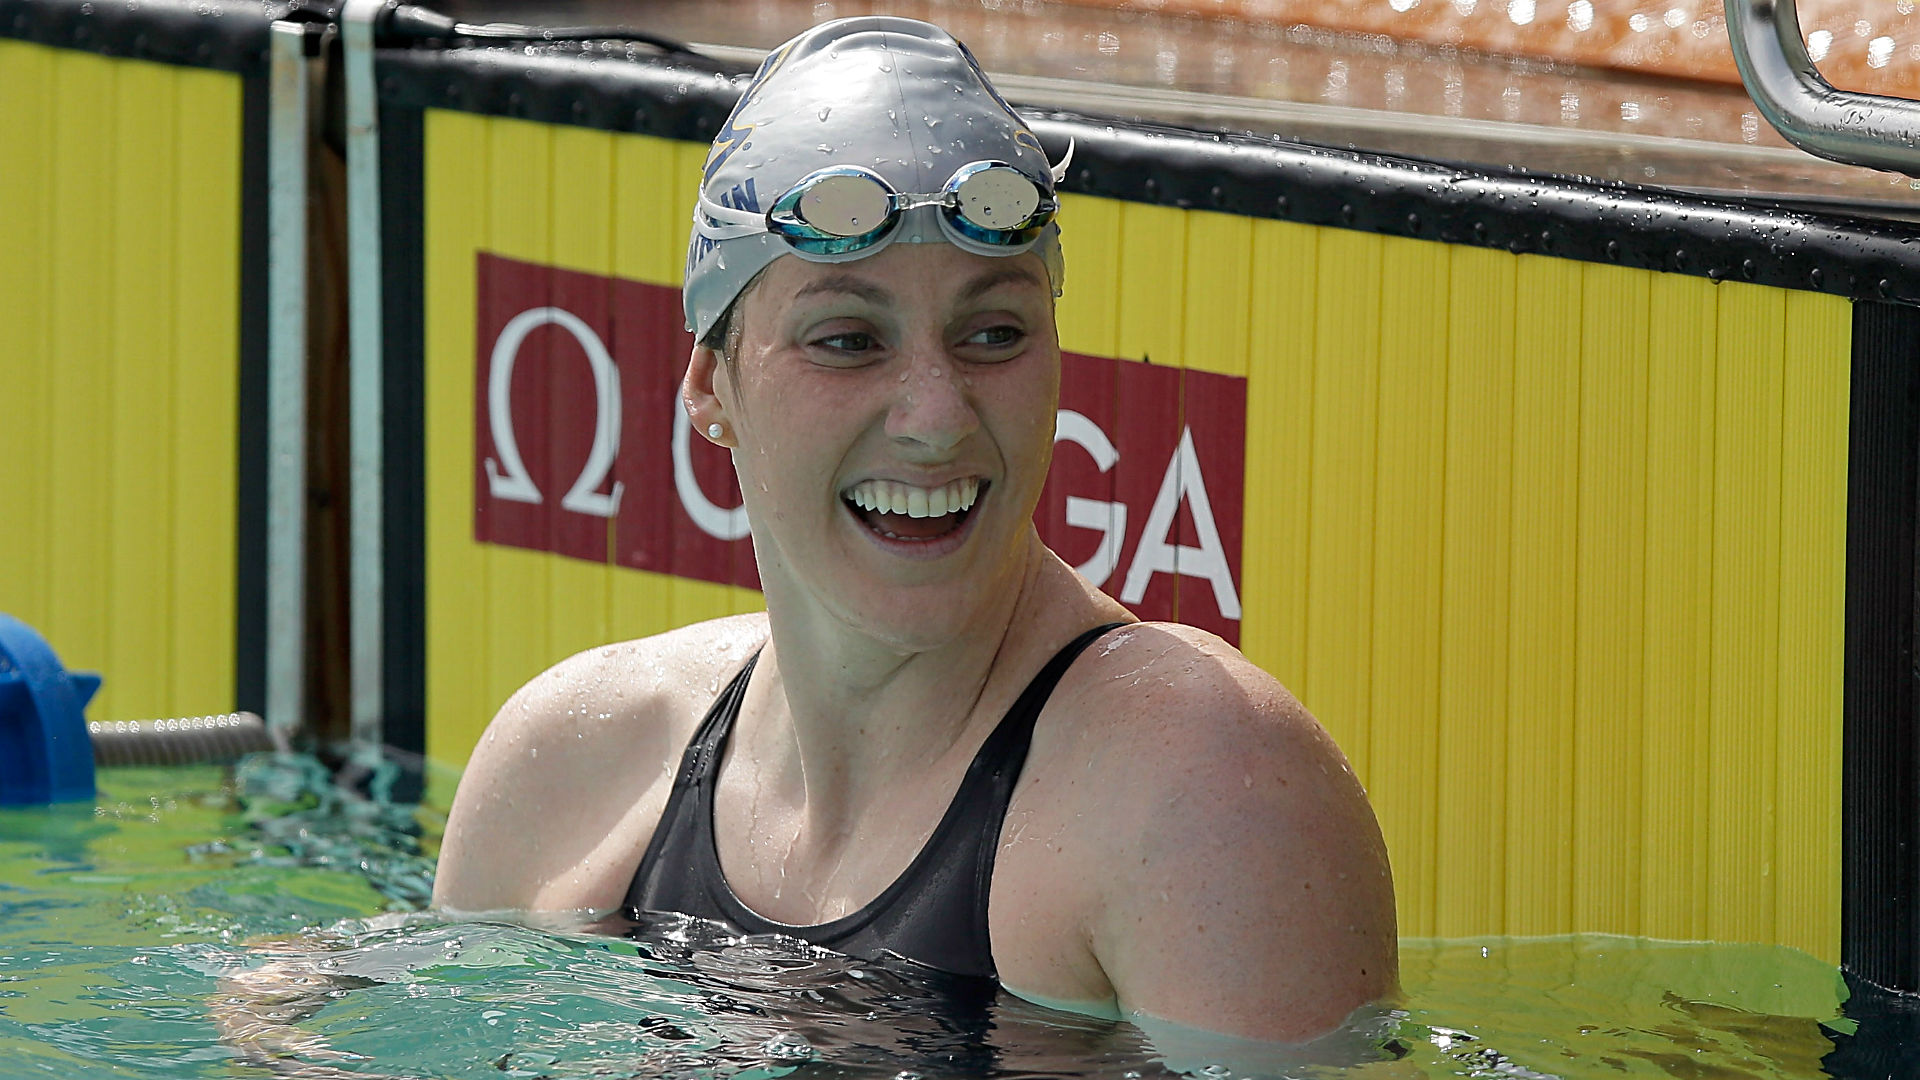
top-left (683, 16), bottom-right (1064, 340)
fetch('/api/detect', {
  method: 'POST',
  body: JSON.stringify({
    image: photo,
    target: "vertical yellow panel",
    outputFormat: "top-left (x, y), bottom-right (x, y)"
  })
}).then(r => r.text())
top-left (169, 66), bottom-right (241, 716)
top-left (1708, 281), bottom-right (1785, 945)
top-left (671, 577), bottom-right (747, 631)
top-left (108, 59), bottom-right (180, 718)
top-left (0, 41), bottom-right (55, 629)
top-left (1504, 254), bottom-right (1581, 935)
top-left (612, 132), bottom-right (680, 286)
top-left (1367, 235), bottom-right (1450, 937)
top-left (1571, 261), bottom-right (1649, 934)
top-left (1179, 211), bottom-right (1251, 644)
top-left (1774, 291), bottom-right (1849, 963)
top-left (547, 125), bottom-right (615, 662)
top-left (1302, 228), bottom-right (1382, 778)
top-left (484, 117), bottom-right (556, 711)
top-left (47, 49), bottom-right (115, 703)
top-left (666, 140), bottom-right (740, 631)
top-left (669, 140), bottom-right (707, 287)
top-left (1055, 193), bottom-right (1122, 359)
top-left (1433, 245), bottom-right (1515, 936)
top-left (425, 109), bottom-right (492, 766)
top-left (1179, 211), bottom-right (1251, 379)
top-left (1639, 273), bottom-right (1718, 942)
top-left (1237, 220), bottom-right (1318, 691)
top-left (609, 133), bottom-right (689, 645)
top-left (1115, 202), bottom-right (1188, 367)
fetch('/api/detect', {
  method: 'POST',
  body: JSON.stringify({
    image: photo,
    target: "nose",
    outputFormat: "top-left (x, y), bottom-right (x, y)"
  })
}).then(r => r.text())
top-left (884, 346), bottom-right (979, 458)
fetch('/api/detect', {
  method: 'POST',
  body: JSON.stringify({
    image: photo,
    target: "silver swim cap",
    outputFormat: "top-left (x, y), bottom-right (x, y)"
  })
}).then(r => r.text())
top-left (683, 17), bottom-right (1066, 341)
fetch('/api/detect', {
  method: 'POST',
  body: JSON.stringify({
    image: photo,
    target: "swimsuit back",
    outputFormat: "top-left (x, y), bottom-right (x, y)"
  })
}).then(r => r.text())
top-left (623, 622), bottom-right (1125, 978)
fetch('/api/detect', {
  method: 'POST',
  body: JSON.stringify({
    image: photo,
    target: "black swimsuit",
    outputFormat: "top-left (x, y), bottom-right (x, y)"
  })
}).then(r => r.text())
top-left (623, 623), bottom-right (1125, 978)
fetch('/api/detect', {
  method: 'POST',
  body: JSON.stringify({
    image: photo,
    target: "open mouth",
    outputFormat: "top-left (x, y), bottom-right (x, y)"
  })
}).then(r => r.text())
top-left (840, 477), bottom-right (985, 543)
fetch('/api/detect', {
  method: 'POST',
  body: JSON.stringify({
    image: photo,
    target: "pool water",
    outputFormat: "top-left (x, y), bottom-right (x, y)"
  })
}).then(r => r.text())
top-left (0, 757), bottom-right (1907, 1079)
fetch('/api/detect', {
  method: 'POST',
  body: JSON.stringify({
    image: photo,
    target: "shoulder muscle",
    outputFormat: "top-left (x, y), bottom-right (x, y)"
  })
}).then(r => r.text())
top-left (1062, 624), bottom-right (1397, 1040)
top-left (432, 614), bottom-right (765, 913)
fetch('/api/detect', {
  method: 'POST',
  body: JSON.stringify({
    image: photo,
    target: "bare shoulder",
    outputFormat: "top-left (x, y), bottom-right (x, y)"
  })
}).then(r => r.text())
top-left (1052, 621), bottom-right (1326, 770)
top-left (1047, 622), bottom-right (1397, 1040)
top-left (473, 613), bottom-right (765, 760)
top-left (433, 614), bottom-right (767, 913)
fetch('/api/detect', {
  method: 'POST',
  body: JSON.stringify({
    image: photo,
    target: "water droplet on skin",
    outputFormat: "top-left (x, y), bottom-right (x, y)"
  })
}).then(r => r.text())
top-left (818, 144), bottom-right (833, 153)
top-left (529, 747), bottom-right (538, 759)
top-left (817, 106), bottom-right (831, 121)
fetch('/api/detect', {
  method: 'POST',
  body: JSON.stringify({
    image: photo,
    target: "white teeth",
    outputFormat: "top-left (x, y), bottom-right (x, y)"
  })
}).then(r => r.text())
top-left (845, 477), bottom-right (980, 518)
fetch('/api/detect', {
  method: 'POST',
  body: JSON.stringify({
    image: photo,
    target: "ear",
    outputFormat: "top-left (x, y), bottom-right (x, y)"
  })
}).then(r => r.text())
top-left (682, 344), bottom-right (733, 447)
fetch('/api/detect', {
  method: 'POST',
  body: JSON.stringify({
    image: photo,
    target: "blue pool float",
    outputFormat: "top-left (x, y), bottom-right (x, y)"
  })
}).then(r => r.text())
top-left (0, 614), bottom-right (99, 805)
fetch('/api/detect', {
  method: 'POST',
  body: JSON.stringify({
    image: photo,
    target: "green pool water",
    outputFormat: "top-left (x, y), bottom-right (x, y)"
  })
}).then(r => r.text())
top-left (0, 756), bottom-right (1903, 1079)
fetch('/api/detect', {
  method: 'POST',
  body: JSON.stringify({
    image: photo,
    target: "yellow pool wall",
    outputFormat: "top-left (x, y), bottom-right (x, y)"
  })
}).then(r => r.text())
top-left (0, 39), bottom-right (245, 725)
top-left (416, 111), bottom-right (1849, 962)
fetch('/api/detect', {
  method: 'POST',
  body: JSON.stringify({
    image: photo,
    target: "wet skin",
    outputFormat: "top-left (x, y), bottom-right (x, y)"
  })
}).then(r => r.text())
top-left (433, 242), bottom-right (1398, 1042)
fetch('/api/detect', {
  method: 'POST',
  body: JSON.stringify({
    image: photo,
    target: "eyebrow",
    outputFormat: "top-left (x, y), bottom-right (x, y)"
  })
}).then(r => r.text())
top-left (788, 265), bottom-right (1047, 308)
top-left (956, 265), bottom-right (1046, 304)
top-left (792, 274), bottom-right (892, 306)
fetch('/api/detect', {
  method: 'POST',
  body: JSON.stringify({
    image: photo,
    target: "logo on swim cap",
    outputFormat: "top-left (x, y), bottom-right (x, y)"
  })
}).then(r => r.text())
top-left (702, 41), bottom-right (797, 189)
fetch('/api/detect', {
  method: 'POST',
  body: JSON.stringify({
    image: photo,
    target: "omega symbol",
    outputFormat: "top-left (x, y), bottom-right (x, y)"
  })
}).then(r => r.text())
top-left (484, 307), bottom-right (624, 517)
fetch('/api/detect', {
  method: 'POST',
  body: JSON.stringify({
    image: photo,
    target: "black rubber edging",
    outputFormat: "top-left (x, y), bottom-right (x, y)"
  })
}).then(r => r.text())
top-left (378, 100), bottom-right (427, 759)
top-left (0, 0), bottom-right (315, 75)
top-left (233, 69), bottom-right (270, 720)
top-left (1844, 301), bottom-right (1920, 997)
top-left (375, 40), bottom-right (1920, 302)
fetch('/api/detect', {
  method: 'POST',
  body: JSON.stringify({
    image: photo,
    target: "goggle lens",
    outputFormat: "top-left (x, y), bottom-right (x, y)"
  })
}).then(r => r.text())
top-left (952, 167), bottom-right (1042, 231)
top-left (795, 173), bottom-right (895, 239)
top-left (748, 163), bottom-right (1053, 255)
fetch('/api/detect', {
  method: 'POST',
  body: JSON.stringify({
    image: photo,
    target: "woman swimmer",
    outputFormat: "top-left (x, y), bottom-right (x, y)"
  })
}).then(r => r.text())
top-left (433, 16), bottom-right (1396, 1043)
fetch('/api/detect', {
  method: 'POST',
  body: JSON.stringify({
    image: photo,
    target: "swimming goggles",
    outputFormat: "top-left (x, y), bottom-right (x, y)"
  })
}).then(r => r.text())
top-left (695, 160), bottom-right (1058, 257)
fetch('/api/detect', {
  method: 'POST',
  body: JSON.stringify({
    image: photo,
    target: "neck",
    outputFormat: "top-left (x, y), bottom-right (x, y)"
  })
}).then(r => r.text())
top-left (738, 531), bottom-right (1054, 828)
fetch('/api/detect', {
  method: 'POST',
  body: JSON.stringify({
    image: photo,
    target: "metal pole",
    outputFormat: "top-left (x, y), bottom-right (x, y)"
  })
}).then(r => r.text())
top-left (342, 0), bottom-right (386, 756)
top-left (1725, 0), bottom-right (1920, 175)
top-left (266, 20), bottom-right (310, 743)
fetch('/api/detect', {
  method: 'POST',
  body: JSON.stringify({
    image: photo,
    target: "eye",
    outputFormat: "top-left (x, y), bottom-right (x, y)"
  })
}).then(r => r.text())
top-left (798, 322), bottom-right (887, 365)
top-left (813, 330), bottom-right (877, 353)
top-left (962, 324), bottom-right (1025, 352)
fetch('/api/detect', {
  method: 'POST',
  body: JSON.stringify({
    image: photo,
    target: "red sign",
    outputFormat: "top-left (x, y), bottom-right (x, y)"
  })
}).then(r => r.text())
top-left (473, 253), bottom-right (1247, 642)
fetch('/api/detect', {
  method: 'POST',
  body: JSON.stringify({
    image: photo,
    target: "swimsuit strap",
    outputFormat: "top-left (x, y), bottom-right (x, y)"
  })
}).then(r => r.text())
top-left (626, 622), bottom-right (1129, 979)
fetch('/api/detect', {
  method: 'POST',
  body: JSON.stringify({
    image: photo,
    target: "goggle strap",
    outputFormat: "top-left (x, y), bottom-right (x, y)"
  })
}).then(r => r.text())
top-left (693, 196), bottom-right (770, 242)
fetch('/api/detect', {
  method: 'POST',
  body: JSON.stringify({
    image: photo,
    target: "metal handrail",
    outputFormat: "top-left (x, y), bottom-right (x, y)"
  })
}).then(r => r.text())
top-left (342, 0), bottom-right (387, 761)
top-left (1725, 0), bottom-right (1920, 175)
top-left (266, 19), bottom-right (312, 743)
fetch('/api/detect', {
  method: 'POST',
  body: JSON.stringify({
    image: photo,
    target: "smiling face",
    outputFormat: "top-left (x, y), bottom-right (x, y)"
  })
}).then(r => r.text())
top-left (687, 241), bottom-right (1061, 650)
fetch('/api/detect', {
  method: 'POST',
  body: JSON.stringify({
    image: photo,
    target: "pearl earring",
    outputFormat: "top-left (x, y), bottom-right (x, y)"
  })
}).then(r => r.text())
top-left (707, 423), bottom-right (725, 440)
